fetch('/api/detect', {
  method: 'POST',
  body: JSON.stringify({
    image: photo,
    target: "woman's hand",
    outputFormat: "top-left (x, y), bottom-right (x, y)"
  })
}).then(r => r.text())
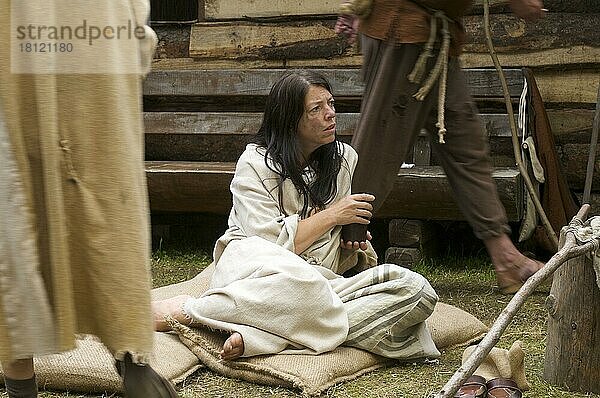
top-left (509, 0), bottom-right (545, 21)
top-left (325, 193), bottom-right (374, 226)
top-left (295, 193), bottom-right (373, 255)
top-left (340, 230), bottom-right (372, 251)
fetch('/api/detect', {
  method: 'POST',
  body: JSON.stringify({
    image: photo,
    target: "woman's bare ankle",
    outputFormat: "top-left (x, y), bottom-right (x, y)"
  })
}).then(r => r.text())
top-left (152, 295), bottom-right (194, 331)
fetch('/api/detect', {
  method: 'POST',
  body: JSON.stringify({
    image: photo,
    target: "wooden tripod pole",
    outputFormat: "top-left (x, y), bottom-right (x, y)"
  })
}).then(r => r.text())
top-left (482, 0), bottom-right (559, 250)
top-left (583, 84), bottom-right (600, 204)
top-left (435, 205), bottom-right (595, 398)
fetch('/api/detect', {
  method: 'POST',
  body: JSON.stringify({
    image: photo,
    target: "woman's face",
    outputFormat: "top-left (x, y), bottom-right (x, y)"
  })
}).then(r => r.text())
top-left (297, 84), bottom-right (336, 158)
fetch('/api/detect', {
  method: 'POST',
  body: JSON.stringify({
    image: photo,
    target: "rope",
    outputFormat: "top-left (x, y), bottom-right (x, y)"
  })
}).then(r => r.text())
top-left (410, 11), bottom-right (452, 143)
top-left (435, 17), bottom-right (450, 143)
top-left (408, 13), bottom-right (438, 84)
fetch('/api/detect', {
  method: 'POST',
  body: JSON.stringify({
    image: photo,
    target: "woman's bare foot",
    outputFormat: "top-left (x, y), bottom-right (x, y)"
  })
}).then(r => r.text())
top-left (220, 332), bottom-right (244, 361)
top-left (151, 295), bottom-right (194, 331)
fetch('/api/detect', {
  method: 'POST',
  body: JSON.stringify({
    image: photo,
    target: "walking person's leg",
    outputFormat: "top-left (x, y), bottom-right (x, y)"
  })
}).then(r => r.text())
top-left (2, 359), bottom-right (37, 398)
top-left (350, 40), bottom-right (437, 213)
top-left (426, 59), bottom-right (542, 293)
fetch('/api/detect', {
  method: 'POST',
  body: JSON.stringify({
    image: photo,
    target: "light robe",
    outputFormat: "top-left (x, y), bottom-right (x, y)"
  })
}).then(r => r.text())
top-left (184, 143), bottom-right (440, 359)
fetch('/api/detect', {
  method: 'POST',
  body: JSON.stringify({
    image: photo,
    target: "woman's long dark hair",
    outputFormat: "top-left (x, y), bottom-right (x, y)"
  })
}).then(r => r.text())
top-left (254, 70), bottom-right (344, 217)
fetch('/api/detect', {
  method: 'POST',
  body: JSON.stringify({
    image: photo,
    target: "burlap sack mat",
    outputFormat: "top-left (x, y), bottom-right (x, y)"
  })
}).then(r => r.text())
top-left (0, 264), bottom-right (486, 395)
top-left (0, 267), bottom-right (209, 394)
top-left (0, 332), bottom-right (201, 394)
top-left (154, 263), bottom-right (488, 396)
top-left (0, 274), bottom-right (210, 393)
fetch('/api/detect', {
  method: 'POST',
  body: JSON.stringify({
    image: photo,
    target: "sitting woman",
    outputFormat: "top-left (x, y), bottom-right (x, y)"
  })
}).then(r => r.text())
top-left (152, 70), bottom-right (440, 362)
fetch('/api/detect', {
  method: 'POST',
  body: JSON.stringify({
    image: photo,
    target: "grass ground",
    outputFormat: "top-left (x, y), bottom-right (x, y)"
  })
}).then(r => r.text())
top-left (2, 241), bottom-right (599, 398)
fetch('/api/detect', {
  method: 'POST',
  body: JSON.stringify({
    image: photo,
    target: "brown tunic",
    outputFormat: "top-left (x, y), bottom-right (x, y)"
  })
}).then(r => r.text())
top-left (0, 0), bottom-right (156, 363)
top-left (359, 0), bottom-right (473, 56)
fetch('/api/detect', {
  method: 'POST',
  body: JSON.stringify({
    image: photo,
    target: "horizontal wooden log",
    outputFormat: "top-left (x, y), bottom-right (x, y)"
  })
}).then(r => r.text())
top-left (143, 68), bottom-right (599, 106)
top-left (463, 13), bottom-right (599, 53)
top-left (204, 0), bottom-right (339, 20)
top-left (190, 21), bottom-right (352, 60)
top-left (154, 25), bottom-right (191, 59)
top-left (143, 112), bottom-right (519, 162)
top-left (469, 0), bottom-right (600, 14)
top-left (202, 0), bottom-right (600, 19)
top-left (146, 161), bottom-right (235, 214)
top-left (144, 112), bottom-right (517, 137)
top-left (533, 69), bottom-right (599, 104)
top-left (548, 109), bottom-right (595, 137)
top-left (188, 15), bottom-right (599, 62)
top-left (460, 46), bottom-right (600, 68)
top-left (146, 162), bottom-right (523, 220)
top-left (144, 110), bottom-right (598, 174)
top-left (144, 68), bottom-right (525, 98)
top-left (377, 166), bottom-right (523, 220)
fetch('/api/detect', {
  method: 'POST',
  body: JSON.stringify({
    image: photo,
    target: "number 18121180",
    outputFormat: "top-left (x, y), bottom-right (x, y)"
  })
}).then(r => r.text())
top-left (19, 42), bottom-right (73, 53)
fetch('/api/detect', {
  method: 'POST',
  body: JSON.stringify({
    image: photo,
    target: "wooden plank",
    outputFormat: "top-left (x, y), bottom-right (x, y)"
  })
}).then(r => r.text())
top-left (377, 166), bottom-right (523, 221)
top-left (144, 112), bottom-right (518, 137)
top-left (559, 143), bottom-right (600, 190)
top-left (144, 68), bottom-right (597, 105)
top-left (143, 112), bottom-right (519, 162)
top-left (204, 0), bottom-right (339, 20)
top-left (548, 109), bottom-right (595, 136)
top-left (202, 0), bottom-right (600, 19)
top-left (469, 0), bottom-right (600, 14)
top-left (463, 13), bottom-right (599, 53)
top-left (153, 51), bottom-right (597, 70)
top-left (189, 15), bottom-right (599, 64)
top-left (190, 21), bottom-right (352, 60)
top-left (533, 69), bottom-right (599, 104)
top-left (146, 161), bottom-right (235, 214)
top-left (143, 69), bottom-right (524, 98)
top-left (154, 25), bottom-right (191, 59)
top-left (460, 46), bottom-right (600, 68)
top-left (145, 162), bottom-right (522, 220)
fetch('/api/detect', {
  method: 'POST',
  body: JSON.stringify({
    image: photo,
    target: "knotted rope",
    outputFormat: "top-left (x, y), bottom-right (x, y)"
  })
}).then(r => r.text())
top-left (408, 11), bottom-right (452, 144)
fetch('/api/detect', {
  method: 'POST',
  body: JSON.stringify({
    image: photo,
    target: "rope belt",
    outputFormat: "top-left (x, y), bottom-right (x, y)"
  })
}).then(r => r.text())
top-left (407, 11), bottom-right (453, 144)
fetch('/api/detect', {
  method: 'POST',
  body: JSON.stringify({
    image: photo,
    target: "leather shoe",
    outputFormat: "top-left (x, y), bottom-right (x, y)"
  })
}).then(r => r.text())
top-left (115, 352), bottom-right (178, 398)
top-left (486, 378), bottom-right (522, 398)
top-left (454, 375), bottom-right (487, 397)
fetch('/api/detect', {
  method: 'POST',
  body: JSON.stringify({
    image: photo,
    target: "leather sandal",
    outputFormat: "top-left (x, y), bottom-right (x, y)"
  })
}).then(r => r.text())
top-left (454, 375), bottom-right (487, 398)
top-left (116, 352), bottom-right (178, 398)
top-left (486, 378), bottom-right (522, 398)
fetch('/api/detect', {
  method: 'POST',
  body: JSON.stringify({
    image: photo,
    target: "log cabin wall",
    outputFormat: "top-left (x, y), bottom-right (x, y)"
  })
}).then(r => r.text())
top-left (148, 0), bottom-right (600, 215)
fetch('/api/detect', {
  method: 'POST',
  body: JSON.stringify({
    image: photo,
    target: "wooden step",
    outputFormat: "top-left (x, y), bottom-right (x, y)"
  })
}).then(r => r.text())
top-left (143, 111), bottom-right (521, 165)
top-left (145, 162), bottom-right (522, 221)
top-left (146, 161), bottom-right (235, 215)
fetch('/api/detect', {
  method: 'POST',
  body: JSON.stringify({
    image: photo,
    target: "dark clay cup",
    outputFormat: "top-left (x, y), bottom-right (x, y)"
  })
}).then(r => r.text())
top-left (341, 219), bottom-right (369, 243)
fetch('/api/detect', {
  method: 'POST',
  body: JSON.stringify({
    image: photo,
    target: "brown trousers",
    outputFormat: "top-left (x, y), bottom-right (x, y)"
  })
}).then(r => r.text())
top-left (351, 36), bottom-right (510, 240)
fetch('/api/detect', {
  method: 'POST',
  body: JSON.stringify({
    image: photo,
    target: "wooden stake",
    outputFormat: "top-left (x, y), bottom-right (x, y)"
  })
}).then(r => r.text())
top-left (482, 0), bottom-right (559, 250)
top-left (434, 205), bottom-right (594, 398)
top-left (583, 84), bottom-right (600, 204)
